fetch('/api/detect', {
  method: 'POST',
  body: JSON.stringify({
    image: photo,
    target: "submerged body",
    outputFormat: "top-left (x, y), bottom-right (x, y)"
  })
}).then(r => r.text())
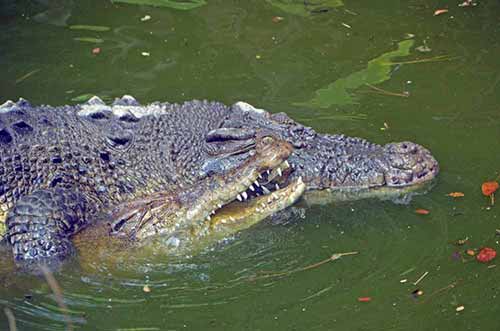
top-left (0, 96), bottom-right (438, 268)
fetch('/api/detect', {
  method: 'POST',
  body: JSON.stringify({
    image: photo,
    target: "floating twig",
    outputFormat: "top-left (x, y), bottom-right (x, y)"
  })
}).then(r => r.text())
top-left (387, 55), bottom-right (459, 65)
top-left (418, 280), bottom-right (461, 304)
top-left (39, 265), bottom-right (73, 331)
top-left (413, 271), bottom-right (429, 286)
top-left (15, 69), bottom-right (40, 84)
top-left (3, 307), bottom-right (17, 331)
top-left (248, 251), bottom-right (359, 281)
top-left (362, 83), bottom-right (409, 98)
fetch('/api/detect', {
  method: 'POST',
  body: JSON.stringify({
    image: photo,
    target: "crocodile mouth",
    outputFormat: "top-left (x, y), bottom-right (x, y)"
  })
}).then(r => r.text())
top-left (110, 135), bottom-right (306, 243)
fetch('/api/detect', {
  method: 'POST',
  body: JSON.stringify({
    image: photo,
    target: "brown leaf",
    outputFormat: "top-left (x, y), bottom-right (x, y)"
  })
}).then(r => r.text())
top-left (448, 192), bottom-right (465, 198)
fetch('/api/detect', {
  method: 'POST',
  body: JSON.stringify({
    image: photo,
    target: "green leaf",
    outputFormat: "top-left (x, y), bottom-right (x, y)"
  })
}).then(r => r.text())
top-left (265, 0), bottom-right (343, 17)
top-left (73, 37), bottom-right (104, 43)
top-left (71, 94), bottom-right (96, 102)
top-left (295, 39), bottom-right (415, 108)
top-left (111, 0), bottom-right (207, 10)
top-left (69, 25), bottom-right (111, 32)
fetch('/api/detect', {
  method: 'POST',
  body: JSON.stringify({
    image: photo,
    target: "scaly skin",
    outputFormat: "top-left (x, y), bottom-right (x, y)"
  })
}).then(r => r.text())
top-left (0, 96), bottom-right (439, 269)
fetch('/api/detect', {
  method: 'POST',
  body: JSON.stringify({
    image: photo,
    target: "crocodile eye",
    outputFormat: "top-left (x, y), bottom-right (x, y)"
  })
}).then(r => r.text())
top-left (262, 136), bottom-right (274, 144)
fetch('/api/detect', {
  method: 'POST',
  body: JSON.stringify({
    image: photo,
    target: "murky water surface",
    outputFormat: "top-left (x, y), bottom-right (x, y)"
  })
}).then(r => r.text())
top-left (1, 0), bottom-right (500, 330)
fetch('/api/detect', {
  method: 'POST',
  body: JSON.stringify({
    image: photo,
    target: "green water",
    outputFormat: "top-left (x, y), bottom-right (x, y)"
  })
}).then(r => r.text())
top-left (1, 0), bottom-right (500, 330)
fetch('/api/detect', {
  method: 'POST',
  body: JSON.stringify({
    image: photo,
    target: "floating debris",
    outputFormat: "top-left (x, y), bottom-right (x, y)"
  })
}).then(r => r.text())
top-left (466, 249), bottom-right (476, 256)
top-left (456, 305), bottom-right (465, 312)
top-left (476, 247), bottom-right (496, 263)
top-left (413, 271), bottom-right (429, 285)
top-left (92, 47), bottom-right (101, 55)
top-left (411, 289), bottom-right (424, 298)
top-left (357, 297), bottom-right (371, 302)
top-left (15, 69), bottom-right (41, 84)
top-left (69, 25), bottom-right (110, 32)
top-left (415, 209), bottom-right (430, 215)
top-left (140, 15), bottom-right (152, 21)
top-left (74, 37), bottom-right (104, 44)
top-left (433, 9), bottom-right (449, 16)
top-left (455, 237), bottom-right (469, 245)
top-left (141, 52), bottom-right (151, 57)
top-left (400, 279), bottom-right (408, 283)
top-left (447, 192), bottom-right (465, 198)
top-left (143, 285), bottom-right (151, 293)
top-left (482, 181), bottom-right (498, 205)
top-left (272, 16), bottom-right (284, 23)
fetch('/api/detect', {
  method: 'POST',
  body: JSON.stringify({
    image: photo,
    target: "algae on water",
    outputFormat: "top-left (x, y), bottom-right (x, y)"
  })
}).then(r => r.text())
top-left (295, 39), bottom-right (415, 108)
top-left (111, 0), bottom-right (207, 10)
top-left (265, 0), bottom-right (343, 16)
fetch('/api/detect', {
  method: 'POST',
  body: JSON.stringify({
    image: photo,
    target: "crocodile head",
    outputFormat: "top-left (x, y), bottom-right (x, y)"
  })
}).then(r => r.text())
top-left (109, 133), bottom-right (306, 246)
top-left (211, 102), bottom-right (439, 202)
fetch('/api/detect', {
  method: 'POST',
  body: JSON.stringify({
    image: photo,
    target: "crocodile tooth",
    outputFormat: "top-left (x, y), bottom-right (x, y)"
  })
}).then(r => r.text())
top-left (206, 215), bottom-right (211, 221)
top-left (298, 176), bottom-right (303, 183)
top-left (256, 208), bottom-right (261, 213)
top-left (217, 203), bottom-right (223, 209)
top-left (262, 186), bottom-right (271, 195)
top-left (277, 167), bottom-right (282, 177)
top-left (284, 160), bottom-right (290, 168)
top-left (267, 197), bottom-right (273, 203)
top-left (275, 183), bottom-right (280, 190)
top-left (249, 185), bottom-right (255, 191)
top-left (261, 202), bottom-right (266, 208)
top-left (237, 194), bottom-right (243, 201)
top-left (258, 174), bottom-right (263, 179)
top-left (230, 216), bottom-right (236, 222)
top-left (254, 180), bottom-right (260, 187)
top-left (211, 210), bottom-right (216, 215)
top-left (272, 193), bottom-right (279, 199)
top-left (266, 170), bottom-right (270, 175)
top-left (242, 191), bottom-right (248, 200)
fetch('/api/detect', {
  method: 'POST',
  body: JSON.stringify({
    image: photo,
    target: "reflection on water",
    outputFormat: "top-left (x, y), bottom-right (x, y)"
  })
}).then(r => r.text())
top-left (1, 0), bottom-right (500, 330)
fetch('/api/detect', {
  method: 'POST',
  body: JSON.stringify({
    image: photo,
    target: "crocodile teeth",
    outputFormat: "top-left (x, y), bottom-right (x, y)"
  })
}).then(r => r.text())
top-left (249, 185), bottom-right (255, 191)
top-left (217, 203), bottom-right (223, 209)
top-left (261, 203), bottom-right (266, 208)
top-left (237, 194), bottom-right (243, 201)
top-left (254, 180), bottom-right (260, 187)
top-left (266, 170), bottom-right (270, 175)
top-left (277, 167), bottom-right (282, 177)
top-left (284, 160), bottom-right (289, 167)
top-left (242, 191), bottom-right (248, 200)
top-left (272, 193), bottom-right (279, 199)
top-left (211, 210), bottom-right (216, 215)
top-left (206, 215), bottom-right (212, 221)
top-left (258, 174), bottom-right (263, 179)
top-left (275, 183), bottom-right (280, 190)
top-left (262, 186), bottom-right (271, 195)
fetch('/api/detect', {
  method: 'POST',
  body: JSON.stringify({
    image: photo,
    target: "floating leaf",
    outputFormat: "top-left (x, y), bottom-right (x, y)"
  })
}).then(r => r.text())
top-left (447, 192), bottom-right (465, 198)
top-left (74, 37), bottom-right (104, 43)
top-left (295, 39), bottom-right (414, 108)
top-left (476, 247), bottom-right (496, 263)
top-left (71, 94), bottom-right (96, 102)
top-left (415, 208), bottom-right (430, 215)
top-left (111, 0), bottom-right (207, 10)
top-left (69, 25), bottom-right (111, 32)
top-left (482, 181), bottom-right (499, 196)
top-left (92, 47), bottom-right (101, 54)
top-left (265, 0), bottom-right (343, 17)
top-left (357, 297), bottom-right (371, 302)
top-left (433, 9), bottom-right (449, 16)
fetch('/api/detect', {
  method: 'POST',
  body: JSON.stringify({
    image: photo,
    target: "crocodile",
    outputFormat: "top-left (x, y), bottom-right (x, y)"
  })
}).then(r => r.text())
top-left (0, 96), bottom-right (439, 269)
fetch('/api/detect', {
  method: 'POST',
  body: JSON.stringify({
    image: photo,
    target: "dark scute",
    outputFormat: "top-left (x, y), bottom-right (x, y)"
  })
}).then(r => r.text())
top-left (100, 151), bottom-right (111, 162)
top-left (0, 128), bottom-right (13, 144)
top-left (11, 120), bottom-right (33, 134)
top-left (118, 113), bottom-right (140, 123)
top-left (106, 131), bottom-right (133, 148)
top-left (89, 111), bottom-right (110, 120)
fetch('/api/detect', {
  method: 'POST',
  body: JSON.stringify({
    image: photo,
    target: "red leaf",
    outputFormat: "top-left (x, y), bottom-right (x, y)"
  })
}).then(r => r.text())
top-left (357, 297), bottom-right (372, 302)
top-left (476, 247), bottom-right (496, 263)
top-left (415, 209), bottom-right (430, 215)
top-left (482, 181), bottom-right (499, 196)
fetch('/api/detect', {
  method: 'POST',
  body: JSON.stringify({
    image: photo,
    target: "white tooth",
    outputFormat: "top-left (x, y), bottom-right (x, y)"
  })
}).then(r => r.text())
top-left (211, 210), bottom-right (216, 215)
top-left (272, 193), bottom-right (278, 199)
top-left (284, 160), bottom-right (289, 167)
top-left (249, 184), bottom-right (255, 191)
top-left (298, 176), bottom-right (303, 183)
top-left (261, 202), bottom-right (266, 208)
top-left (256, 193), bottom-right (261, 196)
top-left (242, 191), bottom-right (248, 200)
top-left (258, 174), bottom-right (263, 179)
top-left (267, 197), bottom-right (272, 203)
top-left (207, 215), bottom-right (211, 221)
top-left (254, 180), bottom-right (260, 187)
top-left (237, 194), bottom-right (243, 201)
top-left (218, 203), bottom-right (223, 209)
top-left (275, 183), bottom-right (280, 190)
top-left (277, 167), bottom-right (282, 176)
top-left (230, 216), bottom-right (236, 222)
top-left (256, 208), bottom-right (261, 212)
top-left (262, 186), bottom-right (271, 194)
top-left (266, 170), bottom-right (270, 175)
